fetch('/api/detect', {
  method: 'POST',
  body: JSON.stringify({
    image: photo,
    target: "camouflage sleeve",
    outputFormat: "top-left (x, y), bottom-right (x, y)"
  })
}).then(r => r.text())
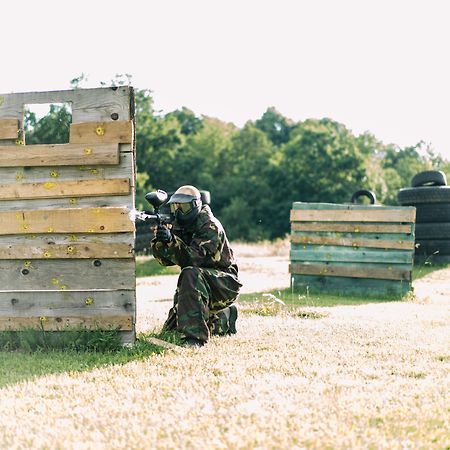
top-left (151, 221), bottom-right (223, 268)
top-left (151, 240), bottom-right (177, 266)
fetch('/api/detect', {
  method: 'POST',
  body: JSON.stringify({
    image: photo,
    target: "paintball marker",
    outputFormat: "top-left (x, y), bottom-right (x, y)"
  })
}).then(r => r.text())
top-left (135, 189), bottom-right (173, 226)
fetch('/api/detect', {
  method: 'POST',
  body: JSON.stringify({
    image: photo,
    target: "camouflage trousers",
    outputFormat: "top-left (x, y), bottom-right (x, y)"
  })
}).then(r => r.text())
top-left (162, 266), bottom-right (242, 343)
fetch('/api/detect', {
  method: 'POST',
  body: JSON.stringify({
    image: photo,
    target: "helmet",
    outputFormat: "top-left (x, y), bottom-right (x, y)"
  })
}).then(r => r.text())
top-left (167, 185), bottom-right (202, 225)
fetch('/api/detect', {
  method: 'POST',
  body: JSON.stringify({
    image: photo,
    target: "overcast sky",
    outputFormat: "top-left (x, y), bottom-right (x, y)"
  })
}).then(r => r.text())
top-left (1, 0), bottom-right (449, 160)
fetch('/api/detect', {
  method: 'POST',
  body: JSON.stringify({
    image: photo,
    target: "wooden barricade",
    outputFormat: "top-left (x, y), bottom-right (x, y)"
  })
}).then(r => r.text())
top-left (0, 87), bottom-right (136, 343)
top-left (290, 202), bottom-right (416, 298)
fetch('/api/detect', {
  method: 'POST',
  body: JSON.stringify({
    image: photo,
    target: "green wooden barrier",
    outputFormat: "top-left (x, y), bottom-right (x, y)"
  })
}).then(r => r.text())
top-left (290, 202), bottom-right (416, 298)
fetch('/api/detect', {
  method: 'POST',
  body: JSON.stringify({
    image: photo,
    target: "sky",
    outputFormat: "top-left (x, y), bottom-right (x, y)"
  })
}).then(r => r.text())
top-left (1, 0), bottom-right (449, 160)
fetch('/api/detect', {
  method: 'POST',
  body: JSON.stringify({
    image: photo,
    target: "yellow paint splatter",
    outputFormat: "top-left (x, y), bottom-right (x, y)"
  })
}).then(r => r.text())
top-left (24, 261), bottom-right (32, 268)
top-left (39, 316), bottom-right (47, 323)
top-left (66, 245), bottom-right (75, 254)
top-left (43, 251), bottom-right (51, 258)
top-left (60, 284), bottom-right (67, 290)
top-left (47, 227), bottom-right (54, 233)
top-left (87, 228), bottom-right (95, 233)
top-left (15, 139), bottom-right (24, 145)
top-left (22, 224), bottom-right (29, 230)
top-left (51, 278), bottom-right (59, 285)
top-left (43, 182), bottom-right (55, 189)
top-left (69, 235), bottom-right (77, 241)
top-left (85, 297), bottom-right (94, 305)
top-left (50, 170), bottom-right (59, 178)
top-left (15, 172), bottom-right (23, 182)
top-left (90, 169), bottom-right (98, 175)
top-left (84, 147), bottom-right (93, 155)
top-left (69, 198), bottom-right (78, 205)
top-left (95, 126), bottom-right (105, 136)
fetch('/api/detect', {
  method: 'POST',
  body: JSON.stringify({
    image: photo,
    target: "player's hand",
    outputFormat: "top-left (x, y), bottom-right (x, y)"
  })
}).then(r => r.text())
top-left (155, 224), bottom-right (172, 243)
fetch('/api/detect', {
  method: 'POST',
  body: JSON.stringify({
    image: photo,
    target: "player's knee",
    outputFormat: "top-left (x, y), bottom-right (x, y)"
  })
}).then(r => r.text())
top-left (179, 266), bottom-right (201, 283)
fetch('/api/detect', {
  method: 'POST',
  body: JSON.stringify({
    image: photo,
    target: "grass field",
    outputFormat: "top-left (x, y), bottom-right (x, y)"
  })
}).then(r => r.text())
top-left (0, 244), bottom-right (448, 449)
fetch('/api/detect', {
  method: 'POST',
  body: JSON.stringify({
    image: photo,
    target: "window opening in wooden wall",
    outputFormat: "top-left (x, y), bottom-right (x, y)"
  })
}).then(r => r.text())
top-left (24, 103), bottom-right (72, 145)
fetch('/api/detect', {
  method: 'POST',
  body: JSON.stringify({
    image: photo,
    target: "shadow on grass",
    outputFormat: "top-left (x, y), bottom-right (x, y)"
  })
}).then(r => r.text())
top-left (0, 331), bottom-right (182, 389)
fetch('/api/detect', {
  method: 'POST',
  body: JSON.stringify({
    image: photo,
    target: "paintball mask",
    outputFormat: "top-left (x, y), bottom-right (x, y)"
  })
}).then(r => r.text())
top-left (167, 185), bottom-right (202, 225)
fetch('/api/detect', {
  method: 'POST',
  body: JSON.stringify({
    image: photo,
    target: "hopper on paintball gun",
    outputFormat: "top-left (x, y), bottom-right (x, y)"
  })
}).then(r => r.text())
top-left (136, 189), bottom-right (173, 226)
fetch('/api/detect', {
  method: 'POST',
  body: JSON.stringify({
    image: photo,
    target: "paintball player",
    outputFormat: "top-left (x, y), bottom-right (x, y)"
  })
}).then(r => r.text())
top-left (151, 185), bottom-right (242, 347)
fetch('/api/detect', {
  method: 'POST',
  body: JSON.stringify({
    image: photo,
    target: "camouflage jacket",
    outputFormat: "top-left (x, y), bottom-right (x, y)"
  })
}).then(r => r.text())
top-left (151, 205), bottom-right (239, 276)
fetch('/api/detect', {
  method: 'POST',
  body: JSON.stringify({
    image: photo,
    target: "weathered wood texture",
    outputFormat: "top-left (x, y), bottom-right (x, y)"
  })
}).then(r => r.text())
top-left (0, 88), bottom-right (136, 342)
top-left (0, 207), bottom-right (134, 234)
top-left (0, 118), bottom-right (18, 139)
top-left (0, 178), bottom-right (130, 200)
top-left (290, 202), bottom-right (416, 298)
top-left (70, 121), bottom-right (133, 144)
top-left (0, 143), bottom-right (120, 166)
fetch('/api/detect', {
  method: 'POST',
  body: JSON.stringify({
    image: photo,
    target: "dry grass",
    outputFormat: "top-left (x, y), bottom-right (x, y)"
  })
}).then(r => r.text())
top-left (1, 289), bottom-right (449, 449)
top-left (1, 241), bottom-right (449, 449)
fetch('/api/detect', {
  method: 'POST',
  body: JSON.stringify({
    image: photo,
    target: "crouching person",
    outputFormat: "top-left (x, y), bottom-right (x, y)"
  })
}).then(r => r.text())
top-left (151, 185), bottom-right (242, 347)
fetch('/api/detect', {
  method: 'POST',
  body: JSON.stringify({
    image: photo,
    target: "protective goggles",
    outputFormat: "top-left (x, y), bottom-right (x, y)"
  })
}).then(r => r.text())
top-left (169, 202), bottom-right (193, 215)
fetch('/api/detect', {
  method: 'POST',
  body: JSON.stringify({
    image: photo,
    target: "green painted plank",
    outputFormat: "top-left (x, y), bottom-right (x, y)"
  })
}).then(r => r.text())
top-left (291, 231), bottom-right (415, 242)
top-left (291, 222), bottom-right (414, 234)
top-left (290, 274), bottom-right (411, 299)
top-left (290, 246), bottom-right (414, 264)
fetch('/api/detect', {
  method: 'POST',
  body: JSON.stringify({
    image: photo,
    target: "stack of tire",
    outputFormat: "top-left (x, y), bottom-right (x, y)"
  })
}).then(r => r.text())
top-left (397, 170), bottom-right (450, 263)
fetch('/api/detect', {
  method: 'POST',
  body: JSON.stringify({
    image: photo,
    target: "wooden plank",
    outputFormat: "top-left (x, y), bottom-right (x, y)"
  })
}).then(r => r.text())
top-left (0, 242), bottom-right (133, 259)
top-left (0, 194), bottom-right (134, 211)
top-left (0, 143), bottom-right (119, 167)
top-left (0, 206), bottom-right (134, 234)
top-left (291, 222), bottom-right (413, 234)
top-left (292, 202), bottom-right (413, 212)
top-left (0, 178), bottom-right (130, 200)
top-left (290, 247), bottom-right (414, 264)
top-left (290, 234), bottom-right (414, 250)
top-left (289, 262), bottom-right (410, 281)
top-left (0, 232), bottom-right (134, 246)
top-left (0, 316), bottom-right (133, 331)
top-left (0, 118), bottom-right (18, 139)
top-left (0, 150), bottom-right (133, 183)
top-left (290, 274), bottom-right (411, 298)
top-left (290, 208), bottom-right (416, 223)
top-left (70, 121), bottom-right (133, 144)
top-left (0, 87), bottom-right (132, 123)
top-left (0, 289), bottom-right (135, 313)
top-left (0, 259), bottom-right (135, 290)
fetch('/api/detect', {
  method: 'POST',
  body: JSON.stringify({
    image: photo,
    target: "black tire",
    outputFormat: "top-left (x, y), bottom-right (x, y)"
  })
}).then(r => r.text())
top-left (411, 170), bottom-right (447, 187)
top-left (415, 222), bottom-right (450, 239)
top-left (350, 189), bottom-right (376, 205)
top-left (415, 239), bottom-right (450, 256)
top-left (397, 186), bottom-right (450, 205)
top-left (415, 203), bottom-right (450, 223)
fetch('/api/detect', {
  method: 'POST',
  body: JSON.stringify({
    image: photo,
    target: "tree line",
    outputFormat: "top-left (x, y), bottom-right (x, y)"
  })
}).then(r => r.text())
top-left (25, 84), bottom-right (449, 242)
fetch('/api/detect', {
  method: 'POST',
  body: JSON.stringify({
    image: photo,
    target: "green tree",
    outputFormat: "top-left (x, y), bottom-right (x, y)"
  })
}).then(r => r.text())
top-left (216, 124), bottom-right (278, 240)
top-left (255, 107), bottom-right (292, 146)
top-left (273, 118), bottom-right (368, 236)
top-left (24, 104), bottom-right (71, 145)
